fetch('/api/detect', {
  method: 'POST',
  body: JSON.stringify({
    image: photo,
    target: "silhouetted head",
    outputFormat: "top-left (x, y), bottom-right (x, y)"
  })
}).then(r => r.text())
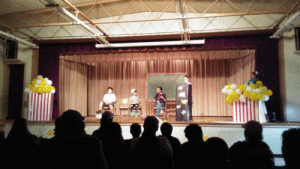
top-left (55, 110), bottom-right (85, 137)
top-left (243, 121), bottom-right (263, 142)
top-left (184, 124), bottom-right (203, 143)
top-left (105, 122), bottom-right (123, 143)
top-left (11, 117), bottom-right (28, 132)
top-left (204, 137), bottom-right (228, 160)
top-left (100, 111), bottom-right (114, 126)
top-left (130, 123), bottom-right (141, 138)
top-left (282, 128), bottom-right (300, 169)
top-left (143, 116), bottom-right (159, 133)
top-left (160, 122), bottom-right (173, 137)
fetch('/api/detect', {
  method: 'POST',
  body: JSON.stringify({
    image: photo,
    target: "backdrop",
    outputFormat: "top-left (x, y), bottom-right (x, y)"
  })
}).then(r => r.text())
top-left (59, 48), bottom-right (255, 117)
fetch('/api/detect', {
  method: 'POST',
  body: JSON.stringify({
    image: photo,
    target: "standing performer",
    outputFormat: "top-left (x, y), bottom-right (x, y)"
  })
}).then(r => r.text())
top-left (130, 89), bottom-right (141, 117)
top-left (176, 75), bottom-right (192, 121)
top-left (247, 71), bottom-right (260, 85)
top-left (154, 87), bottom-right (166, 119)
top-left (99, 87), bottom-right (116, 114)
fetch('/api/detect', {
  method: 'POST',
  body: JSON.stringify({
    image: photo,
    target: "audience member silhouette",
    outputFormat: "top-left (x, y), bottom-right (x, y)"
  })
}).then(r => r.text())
top-left (92, 111), bottom-right (114, 142)
top-left (130, 116), bottom-right (173, 169)
top-left (101, 122), bottom-right (128, 169)
top-left (40, 110), bottom-right (107, 169)
top-left (180, 123), bottom-right (205, 169)
top-left (203, 137), bottom-right (232, 169)
top-left (160, 122), bottom-right (181, 169)
top-left (125, 123), bottom-right (141, 151)
top-left (4, 117), bottom-right (38, 169)
top-left (281, 128), bottom-right (300, 169)
top-left (228, 120), bottom-right (274, 169)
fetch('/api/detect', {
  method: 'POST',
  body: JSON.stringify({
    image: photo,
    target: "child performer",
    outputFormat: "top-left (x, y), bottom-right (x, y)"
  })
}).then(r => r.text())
top-left (130, 89), bottom-right (140, 117)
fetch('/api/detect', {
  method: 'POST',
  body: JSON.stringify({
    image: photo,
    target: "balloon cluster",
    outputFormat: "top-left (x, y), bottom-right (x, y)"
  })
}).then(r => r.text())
top-left (24, 75), bottom-right (56, 94)
top-left (222, 81), bottom-right (273, 105)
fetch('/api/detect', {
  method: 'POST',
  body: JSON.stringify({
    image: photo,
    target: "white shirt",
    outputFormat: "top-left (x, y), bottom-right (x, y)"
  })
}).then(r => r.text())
top-left (103, 93), bottom-right (116, 103)
top-left (130, 95), bottom-right (139, 104)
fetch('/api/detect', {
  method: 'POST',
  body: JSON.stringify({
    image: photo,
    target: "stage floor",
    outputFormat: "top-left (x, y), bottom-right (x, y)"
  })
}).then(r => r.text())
top-left (84, 115), bottom-right (233, 125)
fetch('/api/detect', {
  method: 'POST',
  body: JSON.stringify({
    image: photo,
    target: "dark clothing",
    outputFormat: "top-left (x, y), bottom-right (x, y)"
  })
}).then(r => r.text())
top-left (40, 134), bottom-right (107, 169)
top-left (130, 104), bottom-right (139, 112)
top-left (154, 93), bottom-right (166, 105)
top-left (130, 134), bottom-right (173, 169)
top-left (228, 141), bottom-right (274, 169)
top-left (180, 141), bottom-right (205, 169)
top-left (161, 135), bottom-right (181, 169)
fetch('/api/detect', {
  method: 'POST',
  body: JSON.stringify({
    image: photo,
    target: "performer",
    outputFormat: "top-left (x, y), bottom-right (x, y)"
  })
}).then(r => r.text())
top-left (154, 87), bottom-right (166, 119)
top-left (176, 75), bottom-right (192, 121)
top-left (247, 71), bottom-right (260, 85)
top-left (130, 89), bottom-right (140, 117)
top-left (99, 87), bottom-right (116, 114)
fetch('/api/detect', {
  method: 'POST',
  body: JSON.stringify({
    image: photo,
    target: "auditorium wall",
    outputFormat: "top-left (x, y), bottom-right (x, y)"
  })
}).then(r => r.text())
top-left (279, 26), bottom-right (300, 122)
top-left (0, 43), bottom-right (38, 122)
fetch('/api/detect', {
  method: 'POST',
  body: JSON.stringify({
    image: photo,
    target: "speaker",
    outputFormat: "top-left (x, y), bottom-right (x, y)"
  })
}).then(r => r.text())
top-left (5, 40), bottom-right (18, 60)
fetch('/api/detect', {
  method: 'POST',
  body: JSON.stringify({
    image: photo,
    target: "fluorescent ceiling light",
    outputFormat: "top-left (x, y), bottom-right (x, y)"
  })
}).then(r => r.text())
top-left (95, 39), bottom-right (205, 48)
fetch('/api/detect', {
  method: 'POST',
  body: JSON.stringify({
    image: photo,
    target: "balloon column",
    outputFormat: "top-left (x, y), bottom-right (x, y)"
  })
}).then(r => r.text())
top-left (221, 81), bottom-right (272, 105)
top-left (25, 75), bottom-right (56, 94)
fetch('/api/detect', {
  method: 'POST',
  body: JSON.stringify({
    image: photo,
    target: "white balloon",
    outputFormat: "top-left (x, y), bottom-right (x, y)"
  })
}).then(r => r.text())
top-left (225, 85), bottom-right (228, 89)
top-left (239, 95), bottom-right (246, 102)
top-left (50, 89), bottom-right (56, 94)
top-left (37, 75), bottom-right (43, 79)
top-left (231, 84), bottom-right (237, 91)
top-left (236, 89), bottom-right (242, 95)
top-left (24, 88), bottom-right (31, 93)
top-left (34, 84), bottom-right (39, 88)
top-left (47, 80), bottom-right (53, 86)
top-left (44, 78), bottom-right (49, 82)
top-left (227, 89), bottom-right (233, 95)
top-left (222, 88), bottom-right (228, 94)
top-left (256, 89), bottom-right (261, 93)
top-left (262, 95), bottom-right (269, 101)
top-left (36, 80), bottom-right (41, 85)
top-left (246, 87), bottom-right (252, 92)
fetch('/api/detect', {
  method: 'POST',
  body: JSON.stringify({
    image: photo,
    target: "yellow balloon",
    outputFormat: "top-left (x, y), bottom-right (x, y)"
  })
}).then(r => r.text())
top-left (41, 81), bottom-right (47, 86)
top-left (238, 85), bottom-right (246, 92)
top-left (256, 81), bottom-right (263, 87)
top-left (32, 78), bottom-right (37, 85)
top-left (259, 86), bottom-right (266, 92)
top-left (265, 90), bottom-right (273, 96)
top-left (43, 86), bottom-right (51, 93)
top-left (39, 77), bottom-right (44, 81)
top-left (231, 91), bottom-right (238, 97)
top-left (37, 87), bottom-right (44, 94)
top-left (27, 84), bottom-right (33, 88)
top-left (249, 84), bottom-right (257, 89)
top-left (228, 84), bottom-right (232, 90)
top-left (50, 86), bottom-right (55, 90)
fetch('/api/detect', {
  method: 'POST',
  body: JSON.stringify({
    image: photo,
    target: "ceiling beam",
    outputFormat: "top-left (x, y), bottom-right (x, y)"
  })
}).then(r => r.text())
top-left (0, 0), bottom-right (123, 18)
top-left (61, 0), bottom-right (109, 37)
top-left (14, 10), bottom-right (287, 29)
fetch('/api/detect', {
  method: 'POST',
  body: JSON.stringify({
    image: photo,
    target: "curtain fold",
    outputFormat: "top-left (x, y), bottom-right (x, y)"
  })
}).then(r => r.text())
top-left (59, 48), bottom-right (255, 117)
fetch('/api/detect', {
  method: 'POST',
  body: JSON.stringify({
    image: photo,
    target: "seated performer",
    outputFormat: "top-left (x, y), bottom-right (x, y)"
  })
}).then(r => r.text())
top-left (130, 89), bottom-right (141, 117)
top-left (247, 71), bottom-right (260, 85)
top-left (154, 87), bottom-right (166, 119)
top-left (99, 87), bottom-right (116, 114)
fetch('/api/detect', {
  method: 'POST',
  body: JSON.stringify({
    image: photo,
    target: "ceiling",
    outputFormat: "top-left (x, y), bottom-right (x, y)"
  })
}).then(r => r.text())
top-left (0, 0), bottom-right (300, 44)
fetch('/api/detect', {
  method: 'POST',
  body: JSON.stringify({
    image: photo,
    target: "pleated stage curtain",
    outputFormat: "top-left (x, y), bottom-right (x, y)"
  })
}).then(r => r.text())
top-left (59, 48), bottom-right (255, 117)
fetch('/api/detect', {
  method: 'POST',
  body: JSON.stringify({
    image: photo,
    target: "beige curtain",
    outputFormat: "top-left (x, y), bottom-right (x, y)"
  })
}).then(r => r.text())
top-left (59, 48), bottom-right (255, 117)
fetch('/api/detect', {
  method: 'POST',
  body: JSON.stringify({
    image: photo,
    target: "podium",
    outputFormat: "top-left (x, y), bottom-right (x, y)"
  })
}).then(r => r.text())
top-left (232, 98), bottom-right (268, 123)
top-left (176, 82), bottom-right (192, 121)
top-left (28, 92), bottom-right (54, 122)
